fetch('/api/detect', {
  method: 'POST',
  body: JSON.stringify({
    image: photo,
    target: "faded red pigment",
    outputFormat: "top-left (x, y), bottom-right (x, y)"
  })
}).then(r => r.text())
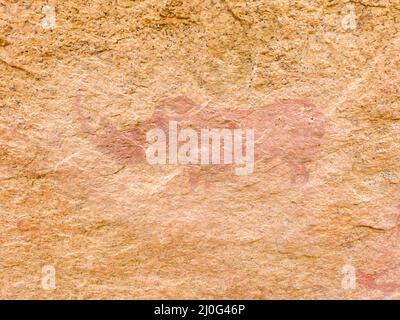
top-left (357, 207), bottom-right (400, 299)
top-left (76, 96), bottom-right (327, 188)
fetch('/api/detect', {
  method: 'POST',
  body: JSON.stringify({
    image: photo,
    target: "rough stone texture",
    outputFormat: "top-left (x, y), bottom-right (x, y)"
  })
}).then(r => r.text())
top-left (0, 0), bottom-right (399, 299)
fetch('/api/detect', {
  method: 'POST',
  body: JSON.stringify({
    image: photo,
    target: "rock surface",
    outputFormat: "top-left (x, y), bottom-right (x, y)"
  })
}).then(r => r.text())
top-left (0, 0), bottom-right (399, 299)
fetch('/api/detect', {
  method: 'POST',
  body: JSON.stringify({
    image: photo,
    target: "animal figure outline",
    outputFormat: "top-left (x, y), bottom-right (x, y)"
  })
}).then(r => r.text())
top-left (76, 96), bottom-right (327, 188)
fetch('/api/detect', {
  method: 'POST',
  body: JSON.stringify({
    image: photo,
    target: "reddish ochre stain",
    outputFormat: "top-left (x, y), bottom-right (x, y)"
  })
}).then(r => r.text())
top-left (358, 207), bottom-right (400, 299)
top-left (358, 270), bottom-right (399, 298)
top-left (76, 96), bottom-right (327, 188)
top-left (16, 219), bottom-right (41, 239)
top-left (17, 219), bottom-right (39, 232)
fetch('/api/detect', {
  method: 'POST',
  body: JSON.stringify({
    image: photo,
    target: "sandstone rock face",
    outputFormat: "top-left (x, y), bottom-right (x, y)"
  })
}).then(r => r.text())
top-left (0, 0), bottom-right (399, 299)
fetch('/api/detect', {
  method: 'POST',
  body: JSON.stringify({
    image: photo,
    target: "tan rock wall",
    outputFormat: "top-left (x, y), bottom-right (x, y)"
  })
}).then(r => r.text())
top-left (0, 0), bottom-right (399, 299)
